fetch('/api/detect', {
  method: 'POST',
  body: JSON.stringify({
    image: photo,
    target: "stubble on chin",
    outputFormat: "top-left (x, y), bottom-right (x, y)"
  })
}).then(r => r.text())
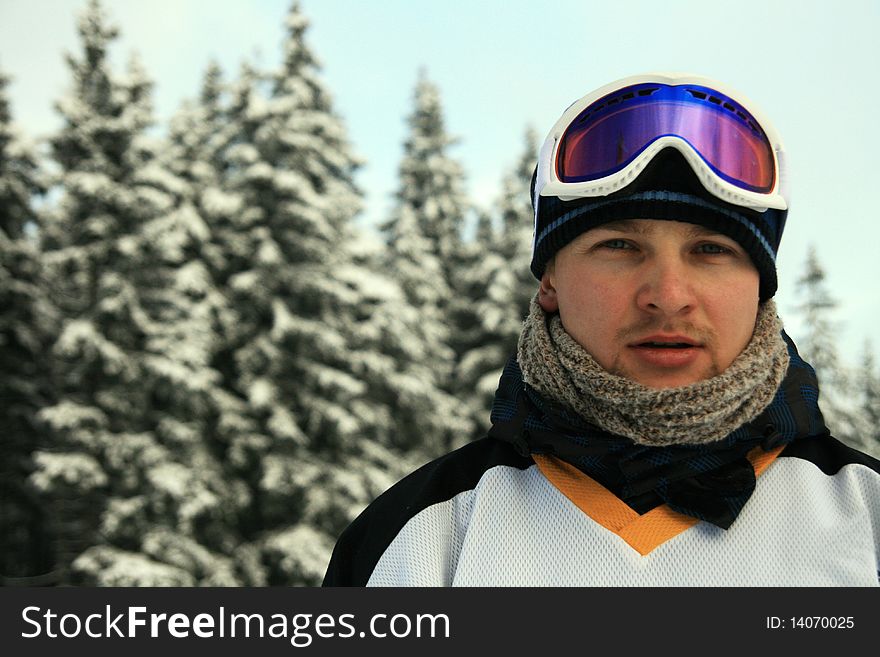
top-left (607, 352), bottom-right (723, 388)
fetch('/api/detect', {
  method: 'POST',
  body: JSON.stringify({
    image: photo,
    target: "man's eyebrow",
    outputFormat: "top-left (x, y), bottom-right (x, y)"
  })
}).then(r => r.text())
top-left (593, 220), bottom-right (649, 234)
top-left (595, 220), bottom-right (728, 239)
top-left (685, 223), bottom-right (726, 239)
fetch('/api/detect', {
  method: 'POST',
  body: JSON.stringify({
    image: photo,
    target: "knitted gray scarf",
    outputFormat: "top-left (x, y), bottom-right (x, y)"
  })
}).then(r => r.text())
top-left (517, 297), bottom-right (790, 446)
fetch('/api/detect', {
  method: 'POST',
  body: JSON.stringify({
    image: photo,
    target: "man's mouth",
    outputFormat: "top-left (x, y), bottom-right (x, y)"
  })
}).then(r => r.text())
top-left (631, 335), bottom-right (701, 349)
top-left (625, 334), bottom-right (704, 370)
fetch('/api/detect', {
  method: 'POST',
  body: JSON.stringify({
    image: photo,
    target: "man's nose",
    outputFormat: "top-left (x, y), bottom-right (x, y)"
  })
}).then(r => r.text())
top-left (636, 255), bottom-right (696, 316)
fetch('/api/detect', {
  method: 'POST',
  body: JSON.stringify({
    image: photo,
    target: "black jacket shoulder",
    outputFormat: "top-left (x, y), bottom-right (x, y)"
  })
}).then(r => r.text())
top-left (780, 432), bottom-right (880, 475)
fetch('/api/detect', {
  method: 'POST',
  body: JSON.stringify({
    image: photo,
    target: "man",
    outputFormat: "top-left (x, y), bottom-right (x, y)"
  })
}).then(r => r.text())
top-left (323, 73), bottom-right (880, 586)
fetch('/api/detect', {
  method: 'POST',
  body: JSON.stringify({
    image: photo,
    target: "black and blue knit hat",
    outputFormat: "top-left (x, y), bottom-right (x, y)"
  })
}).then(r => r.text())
top-left (529, 148), bottom-right (788, 301)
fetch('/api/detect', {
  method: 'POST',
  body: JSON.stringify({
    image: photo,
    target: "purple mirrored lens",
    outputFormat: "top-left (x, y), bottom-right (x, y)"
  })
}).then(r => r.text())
top-left (557, 84), bottom-right (775, 193)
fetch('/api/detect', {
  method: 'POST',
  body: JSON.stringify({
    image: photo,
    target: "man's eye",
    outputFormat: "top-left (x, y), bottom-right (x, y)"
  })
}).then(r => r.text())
top-left (600, 239), bottom-right (632, 250)
top-left (696, 243), bottom-right (731, 255)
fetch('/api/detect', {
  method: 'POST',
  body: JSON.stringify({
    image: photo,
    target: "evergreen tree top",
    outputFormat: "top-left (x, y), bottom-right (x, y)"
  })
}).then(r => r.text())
top-left (499, 126), bottom-right (538, 237)
top-left (50, 0), bottom-right (154, 180)
top-left (0, 70), bottom-right (13, 160)
top-left (797, 245), bottom-right (836, 312)
top-left (200, 60), bottom-right (224, 112)
top-left (229, 61), bottom-right (259, 117)
top-left (122, 53), bottom-right (154, 113)
top-left (0, 67), bottom-right (44, 238)
top-left (280, 2), bottom-right (319, 78)
top-left (404, 70), bottom-right (458, 155)
top-left (65, 0), bottom-right (119, 114)
top-left (0, 70), bottom-right (11, 133)
top-left (394, 71), bottom-right (466, 215)
top-left (273, 1), bottom-right (330, 113)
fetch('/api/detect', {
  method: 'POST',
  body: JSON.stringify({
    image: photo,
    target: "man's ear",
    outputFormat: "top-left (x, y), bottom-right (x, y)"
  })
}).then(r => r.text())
top-left (538, 270), bottom-right (559, 312)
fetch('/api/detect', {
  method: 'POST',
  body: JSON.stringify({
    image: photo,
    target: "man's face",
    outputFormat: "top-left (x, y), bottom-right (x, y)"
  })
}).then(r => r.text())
top-left (538, 219), bottom-right (761, 388)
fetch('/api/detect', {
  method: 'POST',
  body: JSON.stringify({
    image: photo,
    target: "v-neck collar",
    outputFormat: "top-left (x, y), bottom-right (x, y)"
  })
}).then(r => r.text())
top-left (532, 445), bottom-right (785, 555)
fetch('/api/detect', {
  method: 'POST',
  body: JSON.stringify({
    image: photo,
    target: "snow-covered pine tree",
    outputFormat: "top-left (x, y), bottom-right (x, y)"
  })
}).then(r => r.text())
top-left (793, 245), bottom-right (857, 446)
top-left (161, 63), bottom-right (281, 586)
top-left (381, 70), bottom-right (473, 452)
top-left (156, 60), bottom-right (240, 422)
top-left (326, 220), bottom-right (449, 466)
top-left (162, 60), bottom-right (227, 205)
top-left (0, 67), bottom-right (58, 584)
top-left (855, 341), bottom-right (880, 458)
top-left (450, 210), bottom-right (512, 438)
top-left (496, 127), bottom-right (540, 336)
top-left (36, 0), bottom-right (143, 584)
top-left (207, 2), bottom-right (414, 584)
top-left (451, 128), bottom-right (540, 434)
top-left (395, 69), bottom-right (470, 283)
top-left (165, 60), bottom-right (258, 288)
top-left (34, 0), bottom-right (244, 586)
top-left (127, 52), bottom-right (270, 586)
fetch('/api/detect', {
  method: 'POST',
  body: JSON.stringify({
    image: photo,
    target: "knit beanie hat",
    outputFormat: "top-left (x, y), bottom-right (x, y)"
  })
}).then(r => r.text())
top-left (529, 75), bottom-right (789, 301)
top-left (530, 148), bottom-right (788, 300)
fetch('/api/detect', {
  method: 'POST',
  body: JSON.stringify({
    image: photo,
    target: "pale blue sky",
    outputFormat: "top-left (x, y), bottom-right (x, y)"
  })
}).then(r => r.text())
top-left (1, 0), bottom-right (878, 366)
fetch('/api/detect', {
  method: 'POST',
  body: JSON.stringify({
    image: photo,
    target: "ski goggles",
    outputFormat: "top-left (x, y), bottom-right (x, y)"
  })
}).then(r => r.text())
top-left (536, 73), bottom-right (788, 212)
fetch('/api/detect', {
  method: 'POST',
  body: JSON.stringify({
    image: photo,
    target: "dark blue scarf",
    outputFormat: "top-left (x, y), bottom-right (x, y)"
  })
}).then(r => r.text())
top-left (488, 332), bottom-right (828, 529)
